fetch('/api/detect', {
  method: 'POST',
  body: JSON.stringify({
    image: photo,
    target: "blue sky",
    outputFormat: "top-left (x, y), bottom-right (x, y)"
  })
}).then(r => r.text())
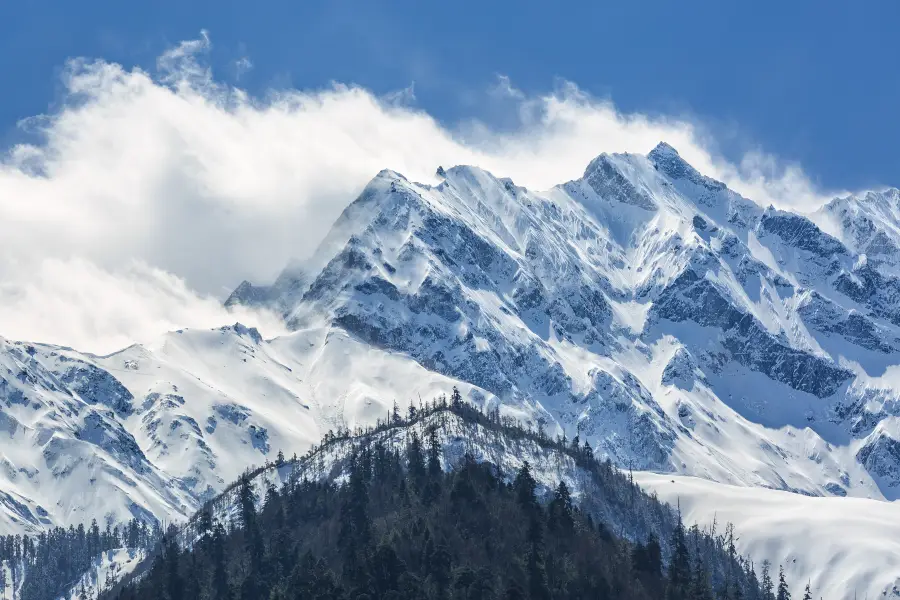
top-left (1, 0), bottom-right (898, 191)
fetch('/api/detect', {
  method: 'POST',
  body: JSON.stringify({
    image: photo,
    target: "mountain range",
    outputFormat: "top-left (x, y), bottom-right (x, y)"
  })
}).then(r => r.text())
top-left (2, 142), bottom-right (900, 597)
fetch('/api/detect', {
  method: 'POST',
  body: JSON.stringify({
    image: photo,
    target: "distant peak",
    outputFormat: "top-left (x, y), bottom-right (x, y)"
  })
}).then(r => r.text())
top-left (222, 322), bottom-right (263, 344)
top-left (224, 280), bottom-right (264, 308)
top-left (829, 188), bottom-right (900, 211)
top-left (374, 168), bottom-right (407, 182)
top-left (581, 153), bottom-right (614, 179)
top-left (349, 168), bottom-right (415, 206)
top-left (647, 142), bottom-right (692, 174)
top-left (648, 141), bottom-right (680, 159)
top-left (648, 141), bottom-right (727, 193)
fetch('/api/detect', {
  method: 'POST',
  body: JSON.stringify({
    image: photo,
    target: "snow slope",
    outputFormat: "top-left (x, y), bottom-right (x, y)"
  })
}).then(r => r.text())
top-left (59, 548), bottom-right (147, 600)
top-left (0, 324), bottom-right (480, 532)
top-left (638, 472), bottom-right (900, 600)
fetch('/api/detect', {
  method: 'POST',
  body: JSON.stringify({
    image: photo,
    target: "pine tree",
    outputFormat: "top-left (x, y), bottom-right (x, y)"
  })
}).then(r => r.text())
top-left (513, 462), bottom-right (537, 510)
top-left (581, 440), bottom-right (593, 463)
top-left (548, 481), bottom-right (574, 532)
top-left (196, 507), bottom-right (213, 544)
top-left (665, 514), bottom-right (691, 600)
top-left (721, 522), bottom-right (739, 599)
top-left (163, 524), bottom-right (183, 600)
top-left (689, 559), bottom-right (714, 600)
top-left (426, 426), bottom-right (442, 477)
top-left (745, 562), bottom-right (762, 600)
top-left (370, 543), bottom-right (404, 596)
top-left (631, 534), bottom-right (662, 579)
top-left (339, 450), bottom-right (371, 584)
top-left (450, 386), bottom-right (463, 408)
top-left (420, 427), bottom-right (443, 506)
top-left (237, 475), bottom-right (265, 599)
top-left (209, 522), bottom-right (231, 600)
top-left (760, 560), bottom-right (774, 600)
top-left (427, 540), bottom-right (452, 600)
top-left (526, 540), bottom-right (550, 600)
top-left (406, 432), bottom-right (426, 490)
top-left (238, 475), bottom-right (258, 531)
top-left (776, 565), bottom-right (791, 600)
top-left (801, 582), bottom-right (812, 600)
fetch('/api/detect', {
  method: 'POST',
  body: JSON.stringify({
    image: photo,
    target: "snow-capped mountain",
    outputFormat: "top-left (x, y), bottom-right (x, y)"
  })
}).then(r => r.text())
top-left (0, 323), bottom-right (469, 532)
top-left (3, 142), bottom-right (900, 595)
top-left (228, 141), bottom-right (900, 500)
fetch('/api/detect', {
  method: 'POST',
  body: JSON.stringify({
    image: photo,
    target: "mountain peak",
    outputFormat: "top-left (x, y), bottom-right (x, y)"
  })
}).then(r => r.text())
top-left (373, 168), bottom-right (407, 182)
top-left (648, 140), bottom-right (681, 159)
top-left (647, 141), bottom-right (729, 198)
top-left (224, 280), bottom-right (264, 308)
top-left (647, 141), bottom-right (697, 180)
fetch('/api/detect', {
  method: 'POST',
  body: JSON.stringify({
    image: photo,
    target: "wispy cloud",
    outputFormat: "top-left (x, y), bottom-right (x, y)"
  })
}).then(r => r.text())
top-left (0, 33), bottom-right (837, 352)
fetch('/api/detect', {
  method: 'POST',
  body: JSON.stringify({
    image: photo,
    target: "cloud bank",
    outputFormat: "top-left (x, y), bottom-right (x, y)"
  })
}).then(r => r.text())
top-left (0, 34), bottom-right (832, 353)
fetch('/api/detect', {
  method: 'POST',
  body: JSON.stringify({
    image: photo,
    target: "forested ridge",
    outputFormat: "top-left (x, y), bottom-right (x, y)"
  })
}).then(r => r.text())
top-left (104, 394), bottom-right (795, 600)
top-left (0, 518), bottom-right (159, 600)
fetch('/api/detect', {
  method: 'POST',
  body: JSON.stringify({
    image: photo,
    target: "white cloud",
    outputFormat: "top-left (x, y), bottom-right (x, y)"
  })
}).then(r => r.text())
top-left (0, 33), bottom-right (836, 353)
top-left (0, 259), bottom-right (286, 353)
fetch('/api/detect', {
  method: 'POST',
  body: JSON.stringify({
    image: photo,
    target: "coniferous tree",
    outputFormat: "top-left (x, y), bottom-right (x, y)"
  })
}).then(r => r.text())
top-left (209, 522), bottom-right (231, 600)
top-left (513, 462), bottom-right (537, 510)
top-left (581, 440), bottom-right (593, 463)
top-left (776, 566), bottom-right (791, 600)
top-left (760, 560), bottom-right (774, 600)
top-left (428, 541), bottom-right (452, 600)
top-left (421, 427), bottom-right (443, 506)
top-left (720, 523), bottom-right (740, 599)
top-left (689, 559), bottom-right (714, 600)
top-left (237, 475), bottom-right (265, 599)
top-left (426, 427), bottom-right (442, 477)
top-left (665, 514), bottom-right (691, 600)
top-left (406, 432), bottom-right (426, 490)
top-left (163, 524), bottom-right (183, 600)
top-left (450, 387), bottom-right (463, 408)
top-left (339, 450), bottom-right (371, 586)
top-left (548, 481), bottom-right (574, 532)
